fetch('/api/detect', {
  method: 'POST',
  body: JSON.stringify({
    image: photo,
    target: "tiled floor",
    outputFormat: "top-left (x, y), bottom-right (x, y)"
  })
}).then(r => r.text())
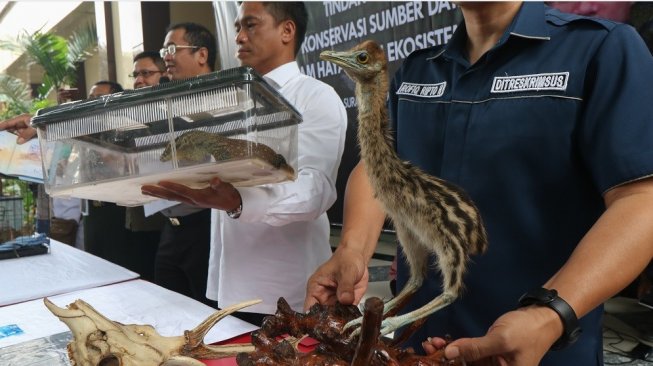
top-left (328, 227), bottom-right (653, 364)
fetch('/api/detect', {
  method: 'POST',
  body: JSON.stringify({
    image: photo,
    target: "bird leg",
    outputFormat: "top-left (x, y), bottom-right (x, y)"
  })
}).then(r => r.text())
top-left (379, 291), bottom-right (456, 336)
top-left (381, 276), bottom-right (423, 317)
top-left (344, 275), bottom-right (423, 339)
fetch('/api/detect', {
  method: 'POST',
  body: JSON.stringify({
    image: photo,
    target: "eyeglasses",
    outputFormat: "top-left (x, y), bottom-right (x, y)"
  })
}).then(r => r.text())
top-left (159, 44), bottom-right (200, 58)
top-left (129, 70), bottom-right (163, 79)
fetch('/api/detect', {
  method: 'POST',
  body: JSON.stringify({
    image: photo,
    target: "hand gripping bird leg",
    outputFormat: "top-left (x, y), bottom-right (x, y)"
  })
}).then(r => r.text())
top-left (44, 297), bottom-right (260, 366)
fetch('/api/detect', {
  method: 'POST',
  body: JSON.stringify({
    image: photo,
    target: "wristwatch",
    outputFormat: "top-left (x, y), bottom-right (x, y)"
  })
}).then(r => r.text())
top-left (226, 202), bottom-right (242, 219)
top-left (518, 287), bottom-right (582, 350)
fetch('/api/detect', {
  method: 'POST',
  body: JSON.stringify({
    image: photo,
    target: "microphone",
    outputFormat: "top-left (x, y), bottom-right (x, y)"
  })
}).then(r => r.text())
top-left (159, 76), bottom-right (170, 84)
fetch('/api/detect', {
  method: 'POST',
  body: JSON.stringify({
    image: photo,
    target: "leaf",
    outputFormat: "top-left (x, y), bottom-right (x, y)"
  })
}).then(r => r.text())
top-left (0, 74), bottom-right (31, 113)
top-left (67, 23), bottom-right (98, 65)
top-left (0, 24), bottom-right (98, 114)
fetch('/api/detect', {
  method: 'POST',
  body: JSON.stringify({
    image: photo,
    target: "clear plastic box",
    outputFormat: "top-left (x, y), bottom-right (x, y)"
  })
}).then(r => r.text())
top-left (31, 67), bottom-right (300, 206)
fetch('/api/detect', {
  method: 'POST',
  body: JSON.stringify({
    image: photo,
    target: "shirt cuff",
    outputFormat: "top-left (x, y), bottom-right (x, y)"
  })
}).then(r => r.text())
top-left (236, 187), bottom-right (269, 222)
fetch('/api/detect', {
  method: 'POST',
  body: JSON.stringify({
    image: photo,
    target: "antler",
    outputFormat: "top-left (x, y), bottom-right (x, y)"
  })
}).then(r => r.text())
top-left (44, 297), bottom-right (260, 366)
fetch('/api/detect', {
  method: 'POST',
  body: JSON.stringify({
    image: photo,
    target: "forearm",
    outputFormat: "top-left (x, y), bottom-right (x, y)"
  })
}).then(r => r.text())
top-left (546, 177), bottom-right (653, 319)
top-left (238, 167), bottom-right (336, 225)
top-left (337, 161), bottom-right (387, 264)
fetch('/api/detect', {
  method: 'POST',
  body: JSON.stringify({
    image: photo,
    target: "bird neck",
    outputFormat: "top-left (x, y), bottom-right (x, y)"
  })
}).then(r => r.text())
top-left (355, 74), bottom-right (387, 125)
top-left (355, 71), bottom-right (405, 184)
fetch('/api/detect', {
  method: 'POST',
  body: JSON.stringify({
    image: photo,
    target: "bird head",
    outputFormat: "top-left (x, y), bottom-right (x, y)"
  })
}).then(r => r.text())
top-left (320, 40), bottom-right (387, 83)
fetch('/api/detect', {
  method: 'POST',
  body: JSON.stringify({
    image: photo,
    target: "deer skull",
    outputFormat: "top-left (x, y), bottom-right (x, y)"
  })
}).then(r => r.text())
top-left (44, 297), bottom-right (259, 366)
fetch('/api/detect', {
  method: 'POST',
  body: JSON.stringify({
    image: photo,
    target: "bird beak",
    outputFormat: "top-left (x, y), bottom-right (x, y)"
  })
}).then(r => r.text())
top-left (320, 50), bottom-right (354, 69)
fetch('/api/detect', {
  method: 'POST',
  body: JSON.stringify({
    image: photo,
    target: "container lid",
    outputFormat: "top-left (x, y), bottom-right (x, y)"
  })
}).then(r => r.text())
top-left (31, 66), bottom-right (301, 126)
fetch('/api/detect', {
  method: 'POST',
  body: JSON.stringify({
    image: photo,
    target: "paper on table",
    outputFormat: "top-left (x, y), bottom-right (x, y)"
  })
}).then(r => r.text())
top-left (143, 199), bottom-right (179, 216)
top-left (1, 240), bottom-right (138, 306)
top-left (0, 279), bottom-right (258, 349)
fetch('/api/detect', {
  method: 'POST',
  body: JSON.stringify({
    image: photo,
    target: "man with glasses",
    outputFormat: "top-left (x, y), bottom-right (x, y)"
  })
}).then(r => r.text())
top-left (121, 51), bottom-right (170, 282)
top-left (130, 51), bottom-right (168, 89)
top-left (144, 22), bottom-right (218, 307)
top-left (159, 23), bottom-right (216, 81)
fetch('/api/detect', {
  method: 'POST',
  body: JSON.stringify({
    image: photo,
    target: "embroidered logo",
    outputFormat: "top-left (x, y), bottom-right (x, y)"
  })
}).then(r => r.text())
top-left (396, 82), bottom-right (447, 98)
top-left (491, 72), bottom-right (569, 93)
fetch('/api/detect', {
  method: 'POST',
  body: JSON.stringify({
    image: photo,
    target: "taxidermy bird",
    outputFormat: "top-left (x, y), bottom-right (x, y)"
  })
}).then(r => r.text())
top-left (320, 40), bottom-right (488, 337)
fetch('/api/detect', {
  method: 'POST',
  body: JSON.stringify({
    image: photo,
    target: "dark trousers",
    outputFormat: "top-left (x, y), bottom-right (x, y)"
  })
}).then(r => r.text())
top-left (84, 202), bottom-right (129, 261)
top-left (84, 202), bottom-right (159, 282)
top-left (155, 209), bottom-right (213, 306)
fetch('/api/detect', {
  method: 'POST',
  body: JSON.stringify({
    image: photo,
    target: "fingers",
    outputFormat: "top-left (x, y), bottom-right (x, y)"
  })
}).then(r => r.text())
top-left (141, 183), bottom-right (195, 205)
top-left (303, 287), bottom-right (337, 310)
top-left (304, 268), bottom-right (339, 310)
top-left (1, 113), bottom-right (36, 144)
top-left (422, 336), bottom-right (448, 354)
top-left (141, 179), bottom-right (239, 210)
top-left (445, 336), bottom-right (510, 365)
top-left (156, 180), bottom-right (196, 194)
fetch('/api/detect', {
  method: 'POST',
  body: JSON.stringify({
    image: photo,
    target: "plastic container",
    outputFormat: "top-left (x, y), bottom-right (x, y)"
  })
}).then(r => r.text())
top-left (31, 67), bottom-right (300, 206)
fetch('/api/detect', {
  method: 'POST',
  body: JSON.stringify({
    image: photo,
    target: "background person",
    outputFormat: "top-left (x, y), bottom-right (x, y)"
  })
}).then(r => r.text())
top-left (115, 51), bottom-right (170, 281)
top-left (131, 50), bottom-right (168, 88)
top-left (82, 81), bottom-right (132, 265)
top-left (142, 2), bottom-right (347, 326)
top-left (144, 22), bottom-right (217, 307)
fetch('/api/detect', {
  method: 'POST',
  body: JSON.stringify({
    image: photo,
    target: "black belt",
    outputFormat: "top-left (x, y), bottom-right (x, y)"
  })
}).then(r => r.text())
top-left (165, 209), bottom-right (210, 227)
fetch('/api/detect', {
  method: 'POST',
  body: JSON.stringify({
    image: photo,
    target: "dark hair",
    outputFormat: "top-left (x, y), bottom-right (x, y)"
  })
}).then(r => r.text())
top-left (93, 80), bottom-right (124, 93)
top-left (133, 51), bottom-right (166, 71)
top-left (263, 2), bottom-right (308, 56)
top-left (166, 22), bottom-right (217, 71)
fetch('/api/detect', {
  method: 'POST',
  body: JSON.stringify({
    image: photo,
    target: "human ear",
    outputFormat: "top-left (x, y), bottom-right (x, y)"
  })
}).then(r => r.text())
top-left (280, 20), bottom-right (296, 46)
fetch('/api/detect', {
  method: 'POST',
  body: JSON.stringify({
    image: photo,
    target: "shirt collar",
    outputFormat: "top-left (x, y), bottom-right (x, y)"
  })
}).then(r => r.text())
top-left (262, 61), bottom-right (300, 90)
top-left (435, 2), bottom-right (550, 62)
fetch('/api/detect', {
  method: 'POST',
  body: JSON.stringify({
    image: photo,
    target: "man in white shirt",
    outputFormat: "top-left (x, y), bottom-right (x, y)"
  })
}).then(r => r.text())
top-left (142, 2), bottom-right (347, 325)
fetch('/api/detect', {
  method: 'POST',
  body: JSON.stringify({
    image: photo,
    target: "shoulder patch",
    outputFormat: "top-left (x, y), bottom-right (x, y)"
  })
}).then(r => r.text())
top-left (397, 82), bottom-right (447, 98)
top-left (491, 72), bottom-right (569, 93)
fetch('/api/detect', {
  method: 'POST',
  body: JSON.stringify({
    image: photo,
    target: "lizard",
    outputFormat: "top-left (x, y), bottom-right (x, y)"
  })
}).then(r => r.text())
top-left (160, 130), bottom-right (294, 176)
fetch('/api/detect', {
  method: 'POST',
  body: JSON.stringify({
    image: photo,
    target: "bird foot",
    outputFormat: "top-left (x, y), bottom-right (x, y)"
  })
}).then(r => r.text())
top-left (377, 315), bottom-right (413, 337)
top-left (343, 316), bottom-right (364, 340)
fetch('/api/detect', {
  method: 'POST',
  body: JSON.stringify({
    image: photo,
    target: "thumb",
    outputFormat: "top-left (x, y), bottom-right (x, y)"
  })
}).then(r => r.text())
top-left (334, 264), bottom-right (359, 305)
top-left (335, 262), bottom-right (363, 305)
top-left (446, 336), bottom-right (509, 363)
top-left (209, 176), bottom-right (224, 189)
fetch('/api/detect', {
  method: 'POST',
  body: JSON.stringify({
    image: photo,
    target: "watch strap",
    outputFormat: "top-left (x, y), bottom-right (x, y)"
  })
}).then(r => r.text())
top-left (226, 202), bottom-right (242, 219)
top-left (518, 288), bottom-right (582, 350)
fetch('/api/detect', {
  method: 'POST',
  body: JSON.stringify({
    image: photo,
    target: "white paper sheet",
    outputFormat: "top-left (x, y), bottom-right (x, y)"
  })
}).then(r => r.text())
top-left (1, 240), bottom-right (138, 306)
top-left (143, 199), bottom-right (179, 216)
top-left (0, 280), bottom-right (258, 349)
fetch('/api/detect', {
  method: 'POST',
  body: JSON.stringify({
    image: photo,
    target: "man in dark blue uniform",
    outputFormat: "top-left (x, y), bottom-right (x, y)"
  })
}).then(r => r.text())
top-left (306, 2), bottom-right (653, 365)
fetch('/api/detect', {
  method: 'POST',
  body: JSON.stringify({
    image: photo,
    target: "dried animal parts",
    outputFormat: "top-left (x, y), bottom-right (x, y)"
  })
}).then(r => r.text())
top-left (160, 130), bottom-right (294, 176)
top-left (236, 297), bottom-right (464, 366)
top-left (43, 297), bottom-right (260, 366)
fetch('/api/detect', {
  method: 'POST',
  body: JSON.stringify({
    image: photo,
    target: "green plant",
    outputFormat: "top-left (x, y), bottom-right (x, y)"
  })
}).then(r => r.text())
top-left (0, 24), bottom-right (98, 100)
top-left (0, 24), bottom-right (98, 236)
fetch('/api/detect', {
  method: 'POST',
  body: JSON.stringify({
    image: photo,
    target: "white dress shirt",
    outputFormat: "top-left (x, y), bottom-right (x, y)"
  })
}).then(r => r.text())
top-left (206, 61), bottom-right (347, 314)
